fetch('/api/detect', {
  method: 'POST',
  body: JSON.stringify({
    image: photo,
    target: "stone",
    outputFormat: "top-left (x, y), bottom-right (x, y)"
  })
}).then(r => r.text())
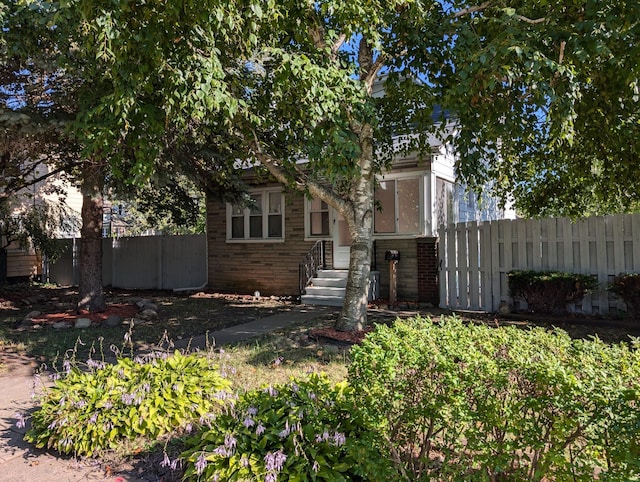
top-left (139, 309), bottom-right (158, 320)
top-left (498, 301), bottom-right (513, 315)
top-left (104, 315), bottom-right (123, 327)
top-left (52, 321), bottom-right (71, 330)
top-left (74, 318), bottom-right (92, 329)
top-left (142, 302), bottom-right (158, 312)
top-left (24, 311), bottom-right (41, 320)
top-left (135, 299), bottom-right (150, 309)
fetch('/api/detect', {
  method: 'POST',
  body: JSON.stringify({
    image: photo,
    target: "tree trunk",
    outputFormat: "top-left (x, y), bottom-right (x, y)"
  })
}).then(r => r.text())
top-left (335, 123), bottom-right (376, 332)
top-left (77, 176), bottom-right (106, 312)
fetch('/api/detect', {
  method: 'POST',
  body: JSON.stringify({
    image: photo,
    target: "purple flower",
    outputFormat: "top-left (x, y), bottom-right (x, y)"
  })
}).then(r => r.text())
top-left (312, 461), bottom-right (320, 472)
top-left (247, 406), bottom-right (258, 416)
top-left (212, 445), bottom-right (229, 457)
top-left (195, 453), bottom-right (208, 475)
top-left (240, 455), bottom-right (249, 467)
top-left (15, 413), bottom-right (26, 429)
top-left (333, 432), bottom-right (346, 446)
top-left (224, 433), bottom-right (237, 450)
top-left (243, 417), bottom-right (255, 428)
top-left (264, 385), bottom-right (278, 397)
top-left (264, 450), bottom-right (287, 472)
top-left (256, 423), bottom-right (266, 436)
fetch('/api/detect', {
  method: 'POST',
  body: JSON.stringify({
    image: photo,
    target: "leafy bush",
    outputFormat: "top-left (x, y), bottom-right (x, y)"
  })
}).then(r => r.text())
top-left (609, 273), bottom-right (640, 317)
top-left (508, 270), bottom-right (598, 314)
top-left (25, 351), bottom-right (231, 456)
top-left (348, 316), bottom-right (640, 481)
top-left (181, 373), bottom-right (395, 481)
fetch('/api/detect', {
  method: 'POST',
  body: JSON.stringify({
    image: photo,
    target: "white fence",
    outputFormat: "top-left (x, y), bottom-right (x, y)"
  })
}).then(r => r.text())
top-left (48, 234), bottom-right (207, 290)
top-left (438, 214), bottom-right (640, 314)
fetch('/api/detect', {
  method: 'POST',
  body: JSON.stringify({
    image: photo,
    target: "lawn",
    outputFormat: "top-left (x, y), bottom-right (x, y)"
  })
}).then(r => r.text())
top-left (3, 283), bottom-right (640, 481)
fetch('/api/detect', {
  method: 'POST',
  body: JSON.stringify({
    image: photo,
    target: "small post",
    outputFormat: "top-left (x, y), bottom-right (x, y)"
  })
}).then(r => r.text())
top-left (385, 250), bottom-right (400, 305)
top-left (389, 259), bottom-right (398, 305)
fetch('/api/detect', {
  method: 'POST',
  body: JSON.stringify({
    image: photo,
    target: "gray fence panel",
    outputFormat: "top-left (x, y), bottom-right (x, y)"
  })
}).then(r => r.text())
top-left (48, 235), bottom-right (207, 290)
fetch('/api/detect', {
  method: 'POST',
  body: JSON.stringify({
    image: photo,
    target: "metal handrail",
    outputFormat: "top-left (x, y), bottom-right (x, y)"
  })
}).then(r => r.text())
top-left (299, 240), bottom-right (325, 294)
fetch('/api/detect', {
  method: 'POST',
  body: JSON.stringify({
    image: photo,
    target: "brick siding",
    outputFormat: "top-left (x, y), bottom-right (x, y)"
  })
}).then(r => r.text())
top-left (207, 191), bottom-right (331, 296)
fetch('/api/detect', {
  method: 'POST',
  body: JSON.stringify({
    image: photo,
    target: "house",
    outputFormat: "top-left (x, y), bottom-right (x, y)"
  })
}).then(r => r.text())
top-left (206, 128), bottom-right (515, 306)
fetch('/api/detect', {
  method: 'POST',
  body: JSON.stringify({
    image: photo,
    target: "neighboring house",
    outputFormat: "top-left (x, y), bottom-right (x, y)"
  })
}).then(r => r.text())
top-left (206, 129), bottom-right (515, 306)
top-left (2, 162), bottom-right (82, 282)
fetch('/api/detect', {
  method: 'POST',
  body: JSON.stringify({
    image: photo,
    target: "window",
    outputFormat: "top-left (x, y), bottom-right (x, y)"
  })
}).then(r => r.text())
top-left (307, 198), bottom-right (330, 237)
top-left (228, 189), bottom-right (284, 241)
top-left (435, 177), bottom-right (455, 227)
top-left (374, 177), bottom-right (421, 235)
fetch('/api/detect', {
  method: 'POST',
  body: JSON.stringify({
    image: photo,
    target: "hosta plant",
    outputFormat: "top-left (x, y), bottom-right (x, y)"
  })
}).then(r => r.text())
top-left (25, 351), bottom-right (231, 456)
top-left (181, 373), bottom-right (395, 481)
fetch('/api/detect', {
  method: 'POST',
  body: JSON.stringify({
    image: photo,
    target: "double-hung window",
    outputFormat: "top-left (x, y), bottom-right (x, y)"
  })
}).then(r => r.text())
top-left (228, 189), bottom-right (284, 241)
top-left (306, 198), bottom-right (330, 238)
top-left (374, 176), bottom-right (421, 235)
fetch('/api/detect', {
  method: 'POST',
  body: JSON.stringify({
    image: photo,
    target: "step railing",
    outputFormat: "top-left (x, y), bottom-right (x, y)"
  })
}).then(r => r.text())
top-left (299, 240), bottom-right (325, 295)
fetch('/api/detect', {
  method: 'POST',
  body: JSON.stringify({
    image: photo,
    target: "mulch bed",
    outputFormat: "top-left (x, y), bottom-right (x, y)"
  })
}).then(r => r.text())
top-left (309, 326), bottom-right (376, 345)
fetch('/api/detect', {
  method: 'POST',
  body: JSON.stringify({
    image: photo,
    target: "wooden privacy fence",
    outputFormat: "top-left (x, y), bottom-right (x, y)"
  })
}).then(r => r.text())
top-left (47, 234), bottom-right (207, 290)
top-left (438, 214), bottom-right (640, 314)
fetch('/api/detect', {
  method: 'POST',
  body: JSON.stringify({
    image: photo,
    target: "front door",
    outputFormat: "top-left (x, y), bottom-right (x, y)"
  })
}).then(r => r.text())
top-left (333, 211), bottom-right (351, 269)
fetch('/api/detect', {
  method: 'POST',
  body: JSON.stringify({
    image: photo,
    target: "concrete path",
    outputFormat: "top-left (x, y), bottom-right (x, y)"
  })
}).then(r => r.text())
top-left (0, 305), bottom-right (332, 481)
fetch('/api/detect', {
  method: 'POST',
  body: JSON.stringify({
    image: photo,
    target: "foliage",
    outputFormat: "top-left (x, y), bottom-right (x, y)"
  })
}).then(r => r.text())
top-left (25, 351), bottom-right (231, 457)
top-left (609, 273), bottom-right (640, 318)
top-left (181, 373), bottom-right (395, 481)
top-left (349, 316), bottom-right (640, 481)
top-left (8, 0), bottom-right (640, 326)
top-left (508, 270), bottom-right (599, 314)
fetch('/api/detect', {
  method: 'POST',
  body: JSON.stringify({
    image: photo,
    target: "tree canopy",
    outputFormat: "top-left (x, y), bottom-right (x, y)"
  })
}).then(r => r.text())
top-left (4, 0), bottom-right (640, 327)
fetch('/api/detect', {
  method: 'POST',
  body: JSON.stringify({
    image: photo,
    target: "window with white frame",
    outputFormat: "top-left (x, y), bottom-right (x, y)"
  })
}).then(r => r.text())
top-left (306, 198), bottom-right (330, 237)
top-left (374, 176), bottom-right (421, 235)
top-left (228, 189), bottom-right (284, 241)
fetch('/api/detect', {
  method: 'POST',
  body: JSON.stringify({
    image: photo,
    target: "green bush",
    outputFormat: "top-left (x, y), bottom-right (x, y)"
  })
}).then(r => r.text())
top-left (508, 270), bottom-right (598, 314)
top-left (348, 316), bottom-right (640, 481)
top-left (609, 273), bottom-right (640, 317)
top-left (25, 351), bottom-right (231, 456)
top-left (181, 373), bottom-right (395, 481)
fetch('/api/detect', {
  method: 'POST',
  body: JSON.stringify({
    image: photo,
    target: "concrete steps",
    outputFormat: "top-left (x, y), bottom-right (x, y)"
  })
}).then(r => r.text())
top-left (301, 269), bottom-right (347, 306)
top-left (301, 269), bottom-right (380, 307)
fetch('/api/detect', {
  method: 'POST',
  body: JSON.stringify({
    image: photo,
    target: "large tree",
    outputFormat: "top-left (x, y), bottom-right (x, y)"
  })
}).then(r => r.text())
top-left (15, 0), bottom-right (640, 329)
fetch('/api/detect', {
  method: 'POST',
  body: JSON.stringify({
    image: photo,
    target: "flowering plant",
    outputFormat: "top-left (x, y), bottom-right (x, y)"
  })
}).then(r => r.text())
top-left (181, 373), bottom-right (394, 481)
top-left (24, 350), bottom-right (231, 456)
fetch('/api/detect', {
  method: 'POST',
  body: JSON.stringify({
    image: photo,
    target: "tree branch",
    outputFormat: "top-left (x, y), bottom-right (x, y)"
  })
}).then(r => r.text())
top-left (249, 131), bottom-right (351, 214)
top-left (516, 15), bottom-right (547, 24)
top-left (453, 1), bottom-right (492, 18)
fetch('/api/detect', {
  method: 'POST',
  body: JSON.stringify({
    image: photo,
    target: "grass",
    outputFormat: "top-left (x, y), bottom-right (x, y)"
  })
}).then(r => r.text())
top-left (0, 285), bottom-right (298, 365)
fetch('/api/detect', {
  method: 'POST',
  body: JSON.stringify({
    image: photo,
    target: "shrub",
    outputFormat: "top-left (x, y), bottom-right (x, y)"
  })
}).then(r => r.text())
top-left (181, 373), bottom-right (395, 481)
top-left (25, 351), bottom-right (231, 456)
top-left (508, 270), bottom-right (598, 314)
top-left (609, 273), bottom-right (640, 317)
top-left (348, 316), bottom-right (640, 481)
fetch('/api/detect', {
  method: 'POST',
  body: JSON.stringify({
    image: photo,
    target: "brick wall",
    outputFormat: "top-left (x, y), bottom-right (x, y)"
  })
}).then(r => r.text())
top-left (207, 191), bottom-right (330, 296)
top-left (417, 237), bottom-right (439, 305)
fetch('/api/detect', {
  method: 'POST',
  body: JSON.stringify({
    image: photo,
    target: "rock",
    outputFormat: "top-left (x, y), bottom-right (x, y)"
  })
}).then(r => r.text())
top-left (53, 321), bottom-right (71, 330)
top-left (74, 318), bottom-right (92, 329)
top-left (135, 299), bottom-right (150, 309)
top-left (498, 301), bottom-right (513, 315)
top-left (105, 315), bottom-right (123, 327)
top-left (24, 310), bottom-right (41, 320)
top-left (142, 302), bottom-right (158, 312)
top-left (139, 309), bottom-right (158, 320)
top-left (418, 303), bottom-right (434, 309)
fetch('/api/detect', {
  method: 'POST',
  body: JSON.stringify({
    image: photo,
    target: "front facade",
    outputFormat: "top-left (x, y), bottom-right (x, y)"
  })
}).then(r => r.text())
top-left (206, 138), bottom-right (514, 303)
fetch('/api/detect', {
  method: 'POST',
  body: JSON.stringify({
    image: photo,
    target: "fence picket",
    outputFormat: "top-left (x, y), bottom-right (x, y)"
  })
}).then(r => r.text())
top-left (439, 213), bottom-right (640, 315)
